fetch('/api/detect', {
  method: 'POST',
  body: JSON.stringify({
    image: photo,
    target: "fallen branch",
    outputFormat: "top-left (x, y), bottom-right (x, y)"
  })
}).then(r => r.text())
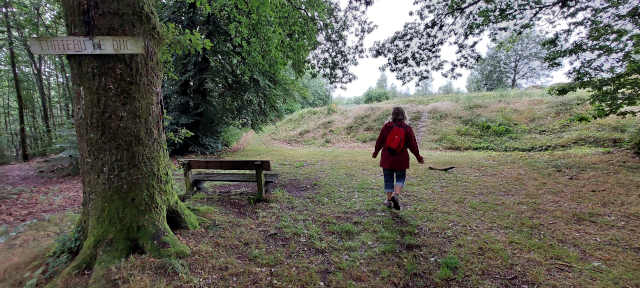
top-left (429, 166), bottom-right (455, 171)
top-left (552, 261), bottom-right (576, 267)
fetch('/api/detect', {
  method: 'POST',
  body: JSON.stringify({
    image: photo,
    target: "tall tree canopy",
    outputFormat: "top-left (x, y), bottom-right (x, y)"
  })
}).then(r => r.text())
top-left (161, 0), bottom-right (374, 154)
top-left (372, 0), bottom-right (639, 117)
top-left (473, 32), bottom-right (557, 90)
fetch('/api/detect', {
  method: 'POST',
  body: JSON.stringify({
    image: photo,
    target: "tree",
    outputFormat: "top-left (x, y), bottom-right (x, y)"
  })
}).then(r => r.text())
top-left (161, 0), bottom-right (374, 154)
top-left (414, 75), bottom-right (434, 96)
top-left (363, 87), bottom-right (390, 103)
top-left (375, 72), bottom-right (388, 90)
top-left (298, 72), bottom-right (332, 109)
top-left (437, 81), bottom-right (461, 95)
top-left (465, 70), bottom-right (483, 93)
top-left (372, 0), bottom-right (639, 117)
top-left (3, 0), bottom-right (28, 161)
top-left (388, 83), bottom-right (400, 98)
top-left (56, 0), bottom-right (199, 284)
top-left (473, 32), bottom-right (556, 91)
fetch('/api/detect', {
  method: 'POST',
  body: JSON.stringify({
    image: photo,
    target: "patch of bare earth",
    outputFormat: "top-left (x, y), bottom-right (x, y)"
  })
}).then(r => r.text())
top-left (0, 159), bottom-right (82, 231)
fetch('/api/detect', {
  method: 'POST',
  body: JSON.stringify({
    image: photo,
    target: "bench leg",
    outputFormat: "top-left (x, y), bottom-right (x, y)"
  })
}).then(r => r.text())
top-left (255, 163), bottom-right (265, 201)
top-left (194, 180), bottom-right (205, 191)
top-left (265, 183), bottom-right (272, 194)
top-left (182, 162), bottom-right (194, 201)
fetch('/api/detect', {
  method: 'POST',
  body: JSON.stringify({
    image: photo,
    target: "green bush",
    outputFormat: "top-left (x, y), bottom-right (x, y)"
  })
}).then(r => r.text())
top-left (460, 116), bottom-right (515, 137)
top-left (220, 126), bottom-right (247, 147)
top-left (363, 88), bottom-right (390, 104)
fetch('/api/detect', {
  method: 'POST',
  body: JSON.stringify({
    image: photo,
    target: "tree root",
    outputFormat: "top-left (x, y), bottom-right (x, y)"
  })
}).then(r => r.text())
top-left (47, 201), bottom-right (199, 287)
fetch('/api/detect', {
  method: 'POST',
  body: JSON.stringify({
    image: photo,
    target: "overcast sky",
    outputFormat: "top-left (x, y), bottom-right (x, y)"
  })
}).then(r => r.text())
top-left (335, 0), bottom-right (570, 98)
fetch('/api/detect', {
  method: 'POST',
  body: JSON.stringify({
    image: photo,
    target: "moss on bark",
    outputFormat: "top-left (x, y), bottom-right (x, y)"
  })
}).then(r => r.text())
top-left (50, 0), bottom-right (201, 286)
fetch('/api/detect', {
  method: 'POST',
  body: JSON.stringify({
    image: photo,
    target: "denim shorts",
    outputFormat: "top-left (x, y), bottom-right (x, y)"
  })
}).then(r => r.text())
top-left (383, 169), bottom-right (406, 192)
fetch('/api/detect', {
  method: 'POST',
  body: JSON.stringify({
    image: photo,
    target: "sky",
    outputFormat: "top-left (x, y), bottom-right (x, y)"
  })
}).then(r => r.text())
top-left (335, 0), bottom-right (570, 98)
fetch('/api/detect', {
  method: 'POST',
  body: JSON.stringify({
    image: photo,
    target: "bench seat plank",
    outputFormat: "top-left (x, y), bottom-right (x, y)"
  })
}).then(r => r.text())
top-left (193, 172), bottom-right (279, 183)
top-left (185, 159), bottom-right (271, 171)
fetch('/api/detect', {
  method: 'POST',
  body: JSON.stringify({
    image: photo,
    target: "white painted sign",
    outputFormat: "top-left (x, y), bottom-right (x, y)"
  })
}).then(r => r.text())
top-left (29, 36), bottom-right (144, 55)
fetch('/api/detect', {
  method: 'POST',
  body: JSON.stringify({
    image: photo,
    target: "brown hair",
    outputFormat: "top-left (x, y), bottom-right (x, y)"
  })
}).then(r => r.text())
top-left (389, 106), bottom-right (409, 123)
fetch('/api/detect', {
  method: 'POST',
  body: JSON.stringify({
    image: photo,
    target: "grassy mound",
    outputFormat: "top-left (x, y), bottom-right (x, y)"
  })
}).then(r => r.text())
top-left (267, 89), bottom-right (639, 152)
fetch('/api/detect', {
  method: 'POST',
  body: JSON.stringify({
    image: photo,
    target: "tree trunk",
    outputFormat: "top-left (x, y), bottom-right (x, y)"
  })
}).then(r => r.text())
top-left (57, 56), bottom-right (73, 119)
top-left (57, 0), bottom-right (200, 285)
top-left (26, 51), bottom-right (53, 146)
top-left (45, 61), bottom-right (57, 140)
top-left (16, 3), bottom-right (53, 146)
top-left (3, 0), bottom-right (28, 161)
top-left (510, 61), bottom-right (518, 89)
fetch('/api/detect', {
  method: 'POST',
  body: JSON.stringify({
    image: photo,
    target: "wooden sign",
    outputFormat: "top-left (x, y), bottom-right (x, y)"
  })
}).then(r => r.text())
top-left (29, 36), bottom-right (144, 55)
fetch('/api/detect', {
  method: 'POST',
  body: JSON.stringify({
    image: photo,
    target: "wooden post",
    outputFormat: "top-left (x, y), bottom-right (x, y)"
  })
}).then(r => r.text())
top-left (255, 161), bottom-right (265, 201)
top-left (182, 161), bottom-right (194, 201)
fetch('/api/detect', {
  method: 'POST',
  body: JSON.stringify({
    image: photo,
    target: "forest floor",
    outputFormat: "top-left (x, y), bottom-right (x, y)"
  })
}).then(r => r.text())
top-left (0, 157), bottom-right (82, 287)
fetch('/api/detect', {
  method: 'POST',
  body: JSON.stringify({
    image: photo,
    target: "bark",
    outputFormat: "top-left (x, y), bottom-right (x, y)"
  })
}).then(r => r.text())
top-left (56, 0), bottom-right (200, 285)
top-left (3, 0), bottom-right (28, 161)
top-left (57, 56), bottom-right (73, 119)
top-left (45, 61), bottom-right (57, 139)
top-left (26, 49), bottom-right (53, 146)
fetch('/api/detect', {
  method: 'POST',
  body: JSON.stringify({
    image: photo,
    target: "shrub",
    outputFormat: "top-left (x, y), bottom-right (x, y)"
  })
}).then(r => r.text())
top-left (460, 116), bottom-right (515, 137)
top-left (220, 126), bottom-right (246, 147)
top-left (363, 88), bottom-right (390, 104)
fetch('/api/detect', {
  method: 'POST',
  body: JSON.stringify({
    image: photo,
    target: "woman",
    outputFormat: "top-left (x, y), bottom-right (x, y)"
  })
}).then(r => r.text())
top-left (372, 106), bottom-right (424, 210)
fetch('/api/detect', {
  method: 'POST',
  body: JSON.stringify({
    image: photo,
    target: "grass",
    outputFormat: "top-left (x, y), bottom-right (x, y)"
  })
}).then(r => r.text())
top-left (2, 89), bottom-right (639, 287)
top-left (270, 89), bottom-right (639, 152)
top-left (94, 135), bottom-right (639, 287)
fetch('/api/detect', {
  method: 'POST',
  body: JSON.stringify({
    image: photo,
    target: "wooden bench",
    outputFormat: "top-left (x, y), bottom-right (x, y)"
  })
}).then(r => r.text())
top-left (180, 159), bottom-right (279, 201)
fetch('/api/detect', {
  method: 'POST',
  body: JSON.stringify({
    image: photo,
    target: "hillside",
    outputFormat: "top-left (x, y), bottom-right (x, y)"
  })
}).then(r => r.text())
top-left (266, 89), bottom-right (639, 152)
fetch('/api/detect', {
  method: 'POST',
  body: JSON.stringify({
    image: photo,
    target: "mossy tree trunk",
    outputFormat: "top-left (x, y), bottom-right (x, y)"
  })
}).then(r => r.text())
top-left (57, 0), bottom-right (199, 285)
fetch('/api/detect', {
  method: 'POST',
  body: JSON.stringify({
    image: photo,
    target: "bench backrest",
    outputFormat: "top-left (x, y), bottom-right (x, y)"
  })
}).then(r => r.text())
top-left (183, 159), bottom-right (271, 171)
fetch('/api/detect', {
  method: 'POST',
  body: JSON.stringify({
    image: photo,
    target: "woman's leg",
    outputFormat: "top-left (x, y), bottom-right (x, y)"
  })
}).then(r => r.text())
top-left (390, 170), bottom-right (406, 210)
top-left (383, 169), bottom-right (394, 201)
top-left (393, 170), bottom-right (407, 195)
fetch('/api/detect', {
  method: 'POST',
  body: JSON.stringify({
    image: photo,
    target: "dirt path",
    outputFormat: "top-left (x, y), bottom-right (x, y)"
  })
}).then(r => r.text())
top-left (415, 111), bottom-right (429, 145)
top-left (0, 159), bottom-right (82, 230)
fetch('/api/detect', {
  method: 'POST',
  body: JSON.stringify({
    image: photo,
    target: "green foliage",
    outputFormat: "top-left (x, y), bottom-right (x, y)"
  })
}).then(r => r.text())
top-left (220, 126), bottom-right (247, 147)
top-left (414, 76), bottom-right (434, 96)
top-left (465, 70), bottom-right (483, 93)
top-left (372, 0), bottom-right (639, 118)
top-left (459, 116), bottom-right (514, 137)
top-left (567, 113), bottom-right (592, 124)
top-left (632, 129), bottom-right (640, 153)
top-left (47, 121), bottom-right (78, 157)
top-left (375, 72), bottom-right (388, 90)
top-left (437, 255), bottom-right (460, 281)
top-left (363, 88), bottom-right (390, 104)
top-left (295, 71), bottom-right (333, 109)
top-left (159, 258), bottom-right (190, 277)
top-left (437, 81), bottom-right (462, 95)
top-left (472, 32), bottom-right (556, 91)
top-left (0, 133), bottom-right (12, 165)
top-left (160, 0), bottom-right (372, 154)
top-left (46, 226), bottom-right (83, 278)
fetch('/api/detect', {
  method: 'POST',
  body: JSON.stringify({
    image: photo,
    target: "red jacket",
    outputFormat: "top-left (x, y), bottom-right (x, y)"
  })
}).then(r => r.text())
top-left (373, 121), bottom-right (423, 170)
